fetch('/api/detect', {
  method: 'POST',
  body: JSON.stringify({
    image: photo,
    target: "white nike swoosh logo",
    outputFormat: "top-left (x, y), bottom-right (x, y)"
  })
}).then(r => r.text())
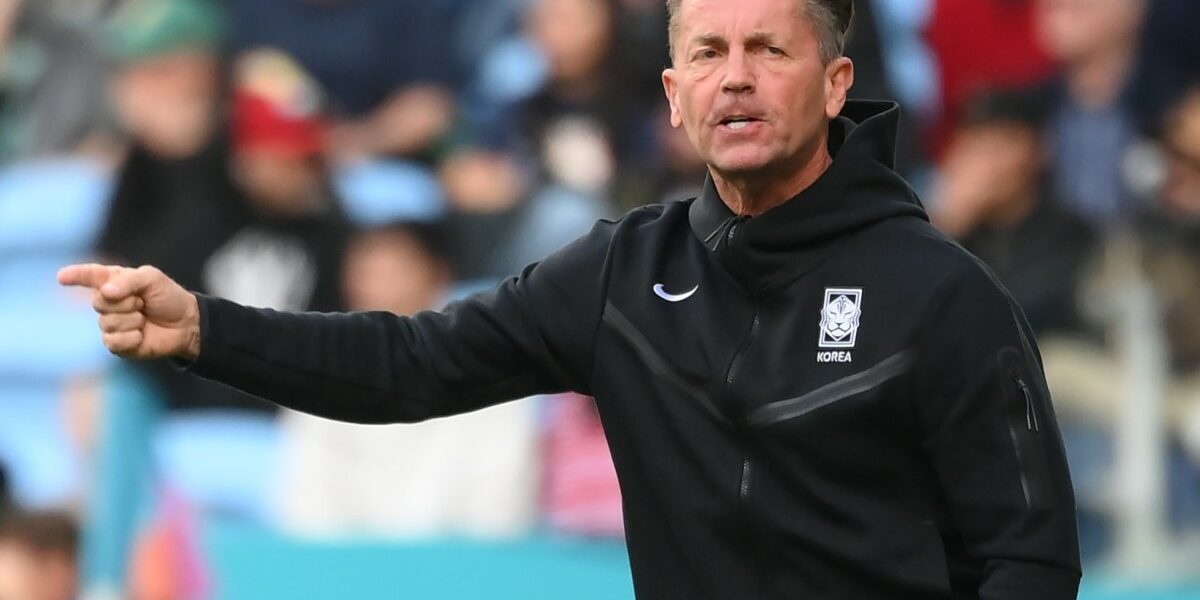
top-left (653, 283), bottom-right (699, 302)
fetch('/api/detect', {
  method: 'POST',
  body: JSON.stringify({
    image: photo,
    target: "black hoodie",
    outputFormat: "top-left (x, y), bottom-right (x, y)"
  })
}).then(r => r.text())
top-left (184, 100), bottom-right (1081, 599)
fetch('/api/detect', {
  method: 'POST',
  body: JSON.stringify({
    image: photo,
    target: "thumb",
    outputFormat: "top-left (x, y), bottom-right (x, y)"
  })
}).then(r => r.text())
top-left (57, 263), bottom-right (121, 290)
top-left (98, 265), bottom-right (163, 301)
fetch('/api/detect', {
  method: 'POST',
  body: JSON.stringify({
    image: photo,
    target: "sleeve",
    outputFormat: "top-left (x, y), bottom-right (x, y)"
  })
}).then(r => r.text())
top-left (912, 262), bottom-right (1082, 599)
top-left (181, 219), bottom-right (616, 424)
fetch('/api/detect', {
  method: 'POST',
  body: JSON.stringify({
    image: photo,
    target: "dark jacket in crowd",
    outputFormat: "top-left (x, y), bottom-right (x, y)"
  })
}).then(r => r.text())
top-left (961, 190), bottom-right (1098, 337)
top-left (181, 101), bottom-right (1081, 599)
top-left (100, 139), bottom-right (350, 412)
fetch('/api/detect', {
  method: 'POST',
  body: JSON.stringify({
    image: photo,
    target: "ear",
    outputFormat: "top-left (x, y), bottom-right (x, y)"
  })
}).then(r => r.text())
top-left (823, 57), bottom-right (855, 120)
top-left (662, 68), bottom-right (683, 128)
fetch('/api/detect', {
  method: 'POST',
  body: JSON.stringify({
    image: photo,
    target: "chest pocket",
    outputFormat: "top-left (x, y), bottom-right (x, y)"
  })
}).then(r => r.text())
top-left (746, 350), bottom-right (917, 427)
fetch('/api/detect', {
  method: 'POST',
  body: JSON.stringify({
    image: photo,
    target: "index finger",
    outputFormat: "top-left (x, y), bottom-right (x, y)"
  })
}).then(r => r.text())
top-left (57, 264), bottom-right (121, 290)
top-left (99, 265), bottom-right (160, 300)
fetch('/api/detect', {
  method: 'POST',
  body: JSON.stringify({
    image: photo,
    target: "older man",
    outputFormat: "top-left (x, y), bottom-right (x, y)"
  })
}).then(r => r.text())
top-left (60, 0), bottom-right (1081, 597)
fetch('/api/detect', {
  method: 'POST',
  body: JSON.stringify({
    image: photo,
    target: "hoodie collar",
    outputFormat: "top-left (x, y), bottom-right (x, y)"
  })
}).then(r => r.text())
top-left (688, 100), bottom-right (928, 293)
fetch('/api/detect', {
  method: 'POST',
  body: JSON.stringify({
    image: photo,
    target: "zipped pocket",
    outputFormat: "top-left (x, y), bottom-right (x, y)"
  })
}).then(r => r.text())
top-left (747, 350), bottom-right (915, 427)
top-left (1003, 358), bottom-right (1052, 509)
top-left (602, 300), bottom-right (728, 424)
top-left (1015, 374), bottom-right (1039, 432)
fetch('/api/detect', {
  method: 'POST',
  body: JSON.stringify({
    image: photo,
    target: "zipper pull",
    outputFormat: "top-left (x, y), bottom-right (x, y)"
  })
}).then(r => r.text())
top-left (1015, 375), bottom-right (1039, 432)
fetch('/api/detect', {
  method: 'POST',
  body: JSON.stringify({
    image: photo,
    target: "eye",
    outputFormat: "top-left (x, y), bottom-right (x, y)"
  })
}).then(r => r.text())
top-left (693, 48), bottom-right (720, 61)
top-left (766, 46), bottom-right (785, 56)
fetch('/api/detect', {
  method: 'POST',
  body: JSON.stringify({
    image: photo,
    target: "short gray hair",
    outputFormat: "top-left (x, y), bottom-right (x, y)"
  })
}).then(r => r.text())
top-left (666, 0), bottom-right (854, 64)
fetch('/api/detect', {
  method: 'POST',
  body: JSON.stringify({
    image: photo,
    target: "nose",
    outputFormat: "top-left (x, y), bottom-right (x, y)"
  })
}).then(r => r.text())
top-left (721, 47), bottom-right (754, 95)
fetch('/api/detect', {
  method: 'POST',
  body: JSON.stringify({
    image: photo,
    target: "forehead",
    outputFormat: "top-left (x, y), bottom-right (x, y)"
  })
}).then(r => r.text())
top-left (678, 0), bottom-right (805, 39)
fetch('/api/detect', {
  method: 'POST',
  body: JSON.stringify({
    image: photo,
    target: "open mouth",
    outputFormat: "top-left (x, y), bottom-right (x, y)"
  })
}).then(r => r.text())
top-left (719, 116), bottom-right (762, 131)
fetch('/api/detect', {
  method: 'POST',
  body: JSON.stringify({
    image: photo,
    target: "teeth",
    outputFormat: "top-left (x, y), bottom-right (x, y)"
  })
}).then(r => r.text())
top-left (727, 121), bottom-right (750, 130)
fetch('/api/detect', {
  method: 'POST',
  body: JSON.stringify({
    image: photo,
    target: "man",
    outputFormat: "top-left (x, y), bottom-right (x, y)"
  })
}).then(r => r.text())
top-left (60, 0), bottom-right (1082, 597)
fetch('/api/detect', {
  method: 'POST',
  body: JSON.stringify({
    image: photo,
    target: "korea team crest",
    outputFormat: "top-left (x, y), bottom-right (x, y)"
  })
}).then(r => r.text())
top-left (819, 288), bottom-right (863, 349)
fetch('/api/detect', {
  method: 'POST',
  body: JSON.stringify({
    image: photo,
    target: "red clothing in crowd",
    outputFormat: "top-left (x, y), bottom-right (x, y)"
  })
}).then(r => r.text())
top-left (925, 0), bottom-right (1055, 157)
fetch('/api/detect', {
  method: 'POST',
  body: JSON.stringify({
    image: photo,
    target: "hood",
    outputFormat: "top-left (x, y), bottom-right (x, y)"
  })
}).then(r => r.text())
top-left (688, 99), bottom-right (928, 293)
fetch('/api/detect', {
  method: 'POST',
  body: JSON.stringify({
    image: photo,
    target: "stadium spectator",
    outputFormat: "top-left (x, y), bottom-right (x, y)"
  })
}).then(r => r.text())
top-left (517, 0), bottom-right (658, 199)
top-left (1135, 99), bottom-right (1200, 526)
top-left (99, 0), bottom-right (233, 273)
top-left (227, 0), bottom-right (460, 163)
top-left (186, 48), bottom-right (352, 407)
top-left (924, 0), bottom-right (1054, 157)
top-left (0, 511), bottom-right (79, 600)
top-left (0, 1), bottom-right (112, 161)
top-left (1137, 84), bottom-right (1200, 377)
top-left (933, 90), bottom-right (1098, 336)
top-left (1034, 0), bottom-right (1148, 226)
top-left (278, 222), bottom-right (541, 538)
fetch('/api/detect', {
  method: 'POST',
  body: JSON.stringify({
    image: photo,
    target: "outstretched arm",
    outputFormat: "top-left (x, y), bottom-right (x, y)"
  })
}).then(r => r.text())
top-left (60, 221), bottom-right (615, 424)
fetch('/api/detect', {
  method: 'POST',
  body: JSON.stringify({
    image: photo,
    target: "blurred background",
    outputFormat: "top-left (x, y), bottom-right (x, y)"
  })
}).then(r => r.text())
top-left (0, 0), bottom-right (1197, 598)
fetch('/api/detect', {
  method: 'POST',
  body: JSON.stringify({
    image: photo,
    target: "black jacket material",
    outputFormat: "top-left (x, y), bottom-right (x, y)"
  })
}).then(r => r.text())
top-left (185, 100), bottom-right (1082, 599)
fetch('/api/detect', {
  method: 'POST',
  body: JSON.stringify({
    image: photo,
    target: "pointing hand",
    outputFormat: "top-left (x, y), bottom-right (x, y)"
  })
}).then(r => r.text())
top-left (57, 264), bottom-right (202, 361)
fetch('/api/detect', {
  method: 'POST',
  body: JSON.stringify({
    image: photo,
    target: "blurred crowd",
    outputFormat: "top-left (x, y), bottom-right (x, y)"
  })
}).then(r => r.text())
top-left (0, 0), bottom-right (1198, 598)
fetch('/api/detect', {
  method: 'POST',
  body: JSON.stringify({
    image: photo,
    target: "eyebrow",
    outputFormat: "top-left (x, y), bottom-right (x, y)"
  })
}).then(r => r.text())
top-left (690, 30), bottom-right (782, 50)
top-left (691, 33), bottom-right (728, 50)
top-left (744, 31), bottom-right (780, 46)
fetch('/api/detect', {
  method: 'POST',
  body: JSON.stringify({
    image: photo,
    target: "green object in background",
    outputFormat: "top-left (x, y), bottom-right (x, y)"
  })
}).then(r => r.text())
top-left (104, 0), bottom-right (225, 62)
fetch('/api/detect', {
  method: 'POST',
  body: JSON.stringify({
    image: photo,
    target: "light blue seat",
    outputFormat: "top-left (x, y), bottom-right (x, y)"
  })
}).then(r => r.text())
top-left (0, 157), bottom-right (111, 257)
top-left (0, 382), bottom-right (80, 507)
top-left (153, 411), bottom-right (282, 522)
top-left (334, 159), bottom-right (446, 227)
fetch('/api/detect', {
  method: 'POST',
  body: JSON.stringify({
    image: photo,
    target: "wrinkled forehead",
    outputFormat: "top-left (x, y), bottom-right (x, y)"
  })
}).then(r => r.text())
top-left (677, 0), bottom-right (806, 41)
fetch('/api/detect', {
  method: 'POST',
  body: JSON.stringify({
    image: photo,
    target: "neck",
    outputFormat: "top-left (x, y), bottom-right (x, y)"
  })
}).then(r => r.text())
top-left (1066, 43), bottom-right (1136, 109)
top-left (711, 132), bottom-right (834, 216)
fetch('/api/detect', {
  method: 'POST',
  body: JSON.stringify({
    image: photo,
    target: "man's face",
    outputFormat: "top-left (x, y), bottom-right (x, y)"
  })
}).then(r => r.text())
top-left (662, 0), bottom-right (852, 179)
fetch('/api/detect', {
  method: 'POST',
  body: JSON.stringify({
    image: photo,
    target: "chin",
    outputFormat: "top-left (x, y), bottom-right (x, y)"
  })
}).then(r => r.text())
top-left (709, 155), bottom-right (775, 177)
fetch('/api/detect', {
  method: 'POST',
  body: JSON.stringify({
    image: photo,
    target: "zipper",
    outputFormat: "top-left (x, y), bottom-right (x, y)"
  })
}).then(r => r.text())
top-left (747, 350), bottom-right (916, 427)
top-left (723, 302), bottom-right (760, 595)
top-left (740, 458), bottom-right (753, 502)
top-left (714, 215), bottom-right (749, 252)
top-left (1008, 423), bottom-right (1034, 507)
top-left (1015, 374), bottom-right (1039, 432)
top-left (724, 309), bottom-right (761, 414)
top-left (1008, 370), bottom-right (1048, 509)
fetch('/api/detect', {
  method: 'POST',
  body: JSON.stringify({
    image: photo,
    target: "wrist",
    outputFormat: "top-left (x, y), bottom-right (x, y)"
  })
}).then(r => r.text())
top-left (183, 293), bottom-right (202, 361)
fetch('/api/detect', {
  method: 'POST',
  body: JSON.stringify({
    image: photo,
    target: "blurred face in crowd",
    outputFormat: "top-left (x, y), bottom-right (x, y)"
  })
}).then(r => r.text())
top-left (662, 0), bottom-right (853, 183)
top-left (111, 51), bottom-right (220, 158)
top-left (1160, 90), bottom-right (1200, 215)
top-left (342, 228), bottom-right (449, 315)
top-left (1037, 0), bottom-right (1145, 64)
top-left (939, 121), bottom-right (1045, 229)
top-left (0, 539), bottom-right (76, 600)
top-left (232, 150), bottom-right (325, 216)
top-left (528, 0), bottom-right (614, 84)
